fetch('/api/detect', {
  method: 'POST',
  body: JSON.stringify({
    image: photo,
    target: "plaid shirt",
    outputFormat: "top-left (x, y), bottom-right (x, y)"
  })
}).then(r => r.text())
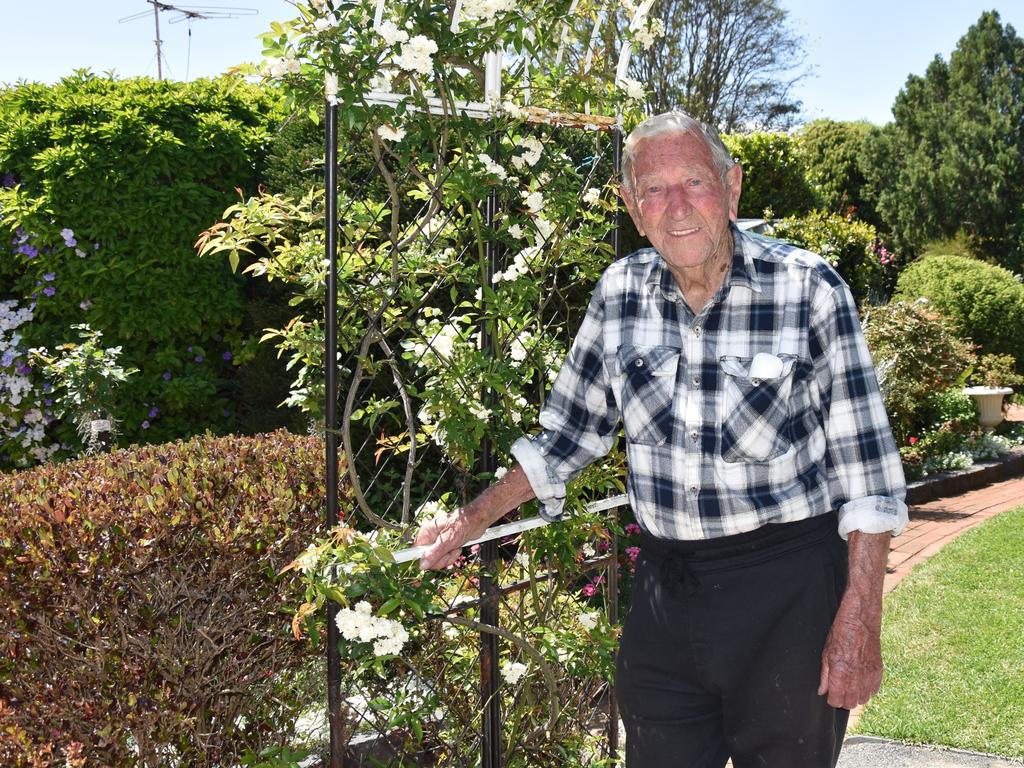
top-left (512, 226), bottom-right (908, 540)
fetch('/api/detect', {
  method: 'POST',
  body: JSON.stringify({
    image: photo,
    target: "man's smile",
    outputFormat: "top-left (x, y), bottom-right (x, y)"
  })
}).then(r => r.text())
top-left (668, 227), bottom-right (700, 237)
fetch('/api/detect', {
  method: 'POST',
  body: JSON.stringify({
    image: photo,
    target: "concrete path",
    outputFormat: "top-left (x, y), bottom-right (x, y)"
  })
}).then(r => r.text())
top-left (839, 737), bottom-right (1023, 767)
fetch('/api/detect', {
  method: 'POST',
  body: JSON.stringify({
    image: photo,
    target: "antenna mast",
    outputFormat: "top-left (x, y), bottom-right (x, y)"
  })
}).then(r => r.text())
top-left (119, 2), bottom-right (258, 81)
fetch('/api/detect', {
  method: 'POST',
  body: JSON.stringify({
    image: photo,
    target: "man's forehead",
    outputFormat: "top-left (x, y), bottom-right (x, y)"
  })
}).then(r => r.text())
top-left (631, 133), bottom-right (717, 172)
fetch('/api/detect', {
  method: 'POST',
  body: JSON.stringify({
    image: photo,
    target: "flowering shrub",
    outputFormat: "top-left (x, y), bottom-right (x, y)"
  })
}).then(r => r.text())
top-left (767, 210), bottom-right (896, 306)
top-left (863, 300), bottom-right (975, 445)
top-left (0, 75), bottom-right (281, 455)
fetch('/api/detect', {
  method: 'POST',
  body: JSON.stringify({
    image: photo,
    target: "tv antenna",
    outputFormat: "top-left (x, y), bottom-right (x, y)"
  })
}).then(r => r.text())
top-left (119, 2), bottom-right (258, 81)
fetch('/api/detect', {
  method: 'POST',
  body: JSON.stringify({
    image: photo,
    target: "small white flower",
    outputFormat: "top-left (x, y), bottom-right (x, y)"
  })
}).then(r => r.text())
top-left (582, 542), bottom-right (596, 558)
top-left (296, 544), bottom-right (319, 574)
top-left (377, 20), bottom-right (409, 46)
top-left (521, 190), bottom-right (544, 214)
top-left (510, 136), bottom-right (543, 170)
top-left (578, 611), bottom-right (599, 631)
top-left (533, 216), bottom-right (556, 241)
top-left (477, 152), bottom-right (508, 180)
top-left (618, 77), bottom-right (645, 101)
top-left (369, 68), bottom-right (396, 92)
top-left (502, 100), bottom-right (527, 119)
top-left (494, 466), bottom-right (508, 480)
top-left (313, 17), bottom-right (332, 32)
top-left (507, 223), bottom-right (525, 240)
top-left (377, 123), bottom-right (406, 142)
top-left (500, 661), bottom-right (529, 685)
top-left (394, 35), bottom-right (438, 77)
top-left (582, 187), bottom-right (601, 205)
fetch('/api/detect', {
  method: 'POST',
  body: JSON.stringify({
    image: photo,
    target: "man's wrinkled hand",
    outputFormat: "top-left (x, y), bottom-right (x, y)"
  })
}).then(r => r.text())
top-left (817, 601), bottom-right (884, 710)
top-left (414, 509), bottom-right (488, 571)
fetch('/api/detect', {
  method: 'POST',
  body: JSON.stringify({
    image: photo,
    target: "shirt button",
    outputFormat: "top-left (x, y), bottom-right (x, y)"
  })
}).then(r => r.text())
top-left (693, 325), bottom-right (702, 336)
top-left (690, 429), bottom-right (699, 442)
top-left (689, 485), bottom-right (698, 494)
top-left (635, 358), bottom-right (645, 368)
top-left (692, 376), bottom-right (701, 386)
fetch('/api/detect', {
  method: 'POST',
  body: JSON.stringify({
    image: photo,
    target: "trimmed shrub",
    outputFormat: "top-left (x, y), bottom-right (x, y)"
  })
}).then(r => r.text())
top-left (723, 131), bottom-right (818, 219)
top-left (893, 254), bottom-right (1024, 370)
top-left (863, 300), bottom-right (975, 444)
top-left (0, 73), bottom-right (285, 463)
top-left (0, 430), bottom-right (332, 767)
top-left (767, 210), bottom-right (896, 306)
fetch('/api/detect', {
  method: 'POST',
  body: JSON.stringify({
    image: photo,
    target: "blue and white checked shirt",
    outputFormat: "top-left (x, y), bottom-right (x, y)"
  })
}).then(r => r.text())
top-left (512, 226), bottom-right (908, 541)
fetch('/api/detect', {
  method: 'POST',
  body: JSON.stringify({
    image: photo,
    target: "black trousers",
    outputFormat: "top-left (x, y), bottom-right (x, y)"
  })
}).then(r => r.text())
top-left (616, 513), bottom-right (849, 768)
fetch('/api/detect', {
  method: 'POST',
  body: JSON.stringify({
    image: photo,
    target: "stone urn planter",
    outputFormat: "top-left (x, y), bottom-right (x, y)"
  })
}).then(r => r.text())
top-left (963, 386), bottom-right (1014, 429)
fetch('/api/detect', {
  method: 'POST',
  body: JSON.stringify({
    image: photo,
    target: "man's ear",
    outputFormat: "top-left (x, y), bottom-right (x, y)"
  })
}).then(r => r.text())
top-left (619, 183), bottom-right (646, 237)
top-left (725, 164), bottom-right (743, 221)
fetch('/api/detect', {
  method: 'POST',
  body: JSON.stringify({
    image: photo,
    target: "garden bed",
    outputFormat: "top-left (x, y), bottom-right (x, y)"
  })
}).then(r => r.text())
top-left (905, 446), bottom-right (1024, 505)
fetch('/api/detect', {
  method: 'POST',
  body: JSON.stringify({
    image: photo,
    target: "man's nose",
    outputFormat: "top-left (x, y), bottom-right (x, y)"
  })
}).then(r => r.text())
top-left (665, 184), bottom-right (693, 216)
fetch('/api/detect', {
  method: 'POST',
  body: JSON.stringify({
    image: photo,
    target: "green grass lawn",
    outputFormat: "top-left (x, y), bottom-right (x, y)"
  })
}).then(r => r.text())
top-left (852, 505), bottom-right (1024, 758)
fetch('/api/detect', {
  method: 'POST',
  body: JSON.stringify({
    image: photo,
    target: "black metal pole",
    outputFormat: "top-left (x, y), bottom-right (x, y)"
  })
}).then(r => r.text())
top-left (478, 132), bottom-right (503, 768)
top-left (324, 100), bottom-right (345, 768)
top-left (607, 127), bottom-right (624, 766)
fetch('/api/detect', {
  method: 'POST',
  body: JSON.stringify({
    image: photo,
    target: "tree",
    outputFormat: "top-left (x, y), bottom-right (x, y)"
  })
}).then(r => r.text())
top-left (629, 0), bottom-right (807, 131)
top-left (797, 119), bottom-right (878, 225)
top-left (722, 131), bottom-right (817, 218)
top-left (861, 12), bottom-right (1024, 272)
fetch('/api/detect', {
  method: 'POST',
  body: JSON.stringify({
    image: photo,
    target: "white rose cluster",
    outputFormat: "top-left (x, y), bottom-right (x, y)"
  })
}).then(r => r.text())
top-left (500, 661), bottom-right (529, 685)
top-left (335, 601), bottom-right (410, 657)
top-left (477, 152), bottom-right (508, 180)
top-left (394, 35), bottom-right (438, 77)
top-left (521, 190), bottom-right (545, 214)
top-left (582, 187), bottom-right (602, 205)
top-left (376, 20), bottom-right (409, 46)
top-left (578, 611), bottom-right (600, 631)
top-left (492, 245), bottom-right (541, 284)
top-left (510, 136), bottom-right (543, 171)
top-left (617, 77), bottom-right (645, 101)
top-left (377, 123), bottom-right (406, 142)
top-left (262, 56), bottom-right (301, 78)
top-left (459, 0), bottom-right (516, 25)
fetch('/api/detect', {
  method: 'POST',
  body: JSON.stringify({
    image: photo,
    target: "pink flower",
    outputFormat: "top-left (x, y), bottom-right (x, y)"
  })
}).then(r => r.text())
top-left (581, 584), bottom-right (597, 597)
top-left (625, 524), bottom-right (641, 537)
top-left (625, 546), bottom-right (640, 563)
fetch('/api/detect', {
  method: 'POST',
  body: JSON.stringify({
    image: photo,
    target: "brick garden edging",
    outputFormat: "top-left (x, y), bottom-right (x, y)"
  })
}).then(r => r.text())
top-left (905, 446), bottom-right (1024, 505)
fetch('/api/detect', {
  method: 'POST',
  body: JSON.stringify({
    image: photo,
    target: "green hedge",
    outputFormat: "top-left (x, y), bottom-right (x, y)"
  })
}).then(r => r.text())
top-left (893, 254), bottom-right (1024, 371)
top-left (0, 73), bottom-right (287, 459)
top-left (723, 131), bottom-right (818, 219)
top-left (0, 430), bottom-right (330, 767)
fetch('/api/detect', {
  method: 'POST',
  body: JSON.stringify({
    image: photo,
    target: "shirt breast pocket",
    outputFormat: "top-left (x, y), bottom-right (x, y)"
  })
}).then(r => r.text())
top-left (614, 344), bottom-right (680, 446)
top-left (719, 354), bottom-right (800, 462)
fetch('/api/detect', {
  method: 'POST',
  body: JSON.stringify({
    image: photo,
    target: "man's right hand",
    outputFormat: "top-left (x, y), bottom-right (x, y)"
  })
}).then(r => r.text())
top-left (413, 464), bottom-right (537, 571)
top-left (414, 508), bottom-right (490, 570)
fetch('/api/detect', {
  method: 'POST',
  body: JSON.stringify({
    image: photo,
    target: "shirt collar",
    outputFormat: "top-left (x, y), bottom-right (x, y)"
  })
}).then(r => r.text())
top-left (643, 223), bottom-right (763, 299)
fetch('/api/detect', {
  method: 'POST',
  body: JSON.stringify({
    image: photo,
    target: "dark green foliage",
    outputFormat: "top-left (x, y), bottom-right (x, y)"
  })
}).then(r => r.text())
top-left (893, 254), bottom-right (1024, 370)
top-left (860, 12), bottom-right (1024, 271)
top-left (920, 387), bottom-right (978, 434)
top-left (863, 300), bottom-right (975, 444)
top-left (797, 119), bottom-right (878, 225)
top-left (723, 131), bottom-right (818, 219)
top-left (767, 210), bottom-right (894, 306)
top-left (0, 430), bottom-right (331, 767)
top-left (0, 73), bottom-right (284, 451)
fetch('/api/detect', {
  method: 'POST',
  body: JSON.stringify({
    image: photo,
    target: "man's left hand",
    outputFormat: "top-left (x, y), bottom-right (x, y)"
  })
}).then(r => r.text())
top-left (817, 529), bottom-right (891, 710)
top-left (817, 598), bottom-right (883, 709)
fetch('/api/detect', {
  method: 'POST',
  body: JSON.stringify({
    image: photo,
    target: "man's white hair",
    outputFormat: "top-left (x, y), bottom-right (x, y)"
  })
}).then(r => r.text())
top-left (621, 111), bottom-right (736, 193)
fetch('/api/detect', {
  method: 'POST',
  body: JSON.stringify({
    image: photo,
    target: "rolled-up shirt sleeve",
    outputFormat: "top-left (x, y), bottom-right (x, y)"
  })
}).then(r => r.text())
top-left (810, 276), bottom-right (908, 540)
top-left (511, 277), bottom-right (621, 521)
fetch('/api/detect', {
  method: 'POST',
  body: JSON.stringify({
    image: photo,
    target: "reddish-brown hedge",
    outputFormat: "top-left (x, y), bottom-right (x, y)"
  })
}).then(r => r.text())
top-left (0, 430), bottom-right (332, 767)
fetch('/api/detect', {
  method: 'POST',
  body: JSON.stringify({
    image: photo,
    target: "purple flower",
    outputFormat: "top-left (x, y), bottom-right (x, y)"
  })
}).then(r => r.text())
top-left (194, 354), bottom-right (203, 363)
top-left (43, 272), bottom-right (55, 281)
top-left (15, 362), bottom-right (31, 376)
top-left (44, 398), bottom-right (53, 406)
top-left (93, 242), bottom-right (100, 250)
top-left (162, 371), bottom-right (172, 381)
top-left (222, 351), bottom-right (232, 361)
top-left (1, 351), bottom-right (14, 367)
top-left (42, 286), bottom-right (56, 297)
top-left (1, 172), bottom-right (15, 188)
top-left (60, 228), bottom-right (77, 247)
top-left (148, 407), bottom-right (159, 418)
top-left (17, 244), bottom-right (37, 258)
top-left (141, 420), bottom-right (150, 429)
top-left (187, 346), bottom-right (193, 353)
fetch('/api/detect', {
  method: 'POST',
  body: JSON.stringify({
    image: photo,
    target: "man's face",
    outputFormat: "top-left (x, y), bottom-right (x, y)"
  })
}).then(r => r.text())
top-left (621, 132), bottom-right (742, 276)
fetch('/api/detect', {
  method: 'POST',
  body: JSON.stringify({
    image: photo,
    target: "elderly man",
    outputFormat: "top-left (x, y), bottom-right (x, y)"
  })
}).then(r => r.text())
top-left (415, 111), bottom-right (907, 767)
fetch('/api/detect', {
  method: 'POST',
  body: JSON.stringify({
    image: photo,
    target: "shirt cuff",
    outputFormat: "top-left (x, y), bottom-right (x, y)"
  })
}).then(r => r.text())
top-left (511, 436), bottom-right (566, 522)
top-left (837, 495), bottom-right (909, 540)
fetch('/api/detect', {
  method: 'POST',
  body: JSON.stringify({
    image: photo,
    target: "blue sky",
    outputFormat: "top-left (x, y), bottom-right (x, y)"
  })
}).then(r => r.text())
top-left (1, 1), bottom-right (1021, 126)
